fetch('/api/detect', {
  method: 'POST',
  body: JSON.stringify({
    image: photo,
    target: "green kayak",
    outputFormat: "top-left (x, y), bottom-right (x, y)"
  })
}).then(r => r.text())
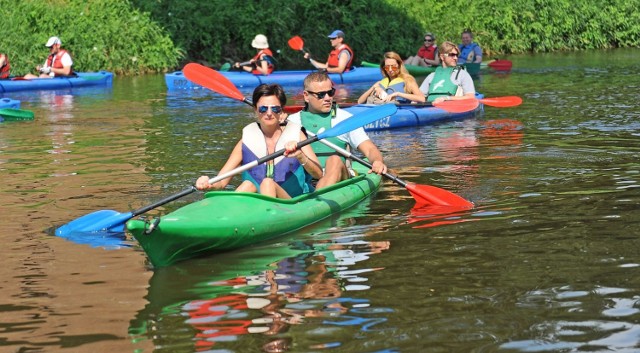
top-left (361, 60), bottom-right (481, 76)
top-left (0, 108), bottom-right (35, 122)
top-left (126, 164), bottom-right (381, 267)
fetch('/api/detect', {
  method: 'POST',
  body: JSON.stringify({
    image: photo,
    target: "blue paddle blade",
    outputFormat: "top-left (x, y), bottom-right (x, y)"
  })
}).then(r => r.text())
top-left (55, 209), bottom-right (133, 237)
top-left (317, 103), bottom-right (397, 139)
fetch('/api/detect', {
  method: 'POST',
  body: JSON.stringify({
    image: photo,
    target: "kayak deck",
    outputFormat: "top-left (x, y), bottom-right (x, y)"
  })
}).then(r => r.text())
top-left (165, 66), bottom-right (382, 89)
top-left (0, 71), bottom-right (114, 93)
top-left (127, 168), bottom-right (381, 267)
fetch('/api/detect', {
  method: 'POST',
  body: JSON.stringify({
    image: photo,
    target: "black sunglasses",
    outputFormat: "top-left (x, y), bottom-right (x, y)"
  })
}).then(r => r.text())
top-left (306, 87), bottom-right (336, 99)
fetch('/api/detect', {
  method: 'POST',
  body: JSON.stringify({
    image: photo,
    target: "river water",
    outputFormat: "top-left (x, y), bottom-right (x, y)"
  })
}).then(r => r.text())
top-left (1, 49), bottom-right (639, 353)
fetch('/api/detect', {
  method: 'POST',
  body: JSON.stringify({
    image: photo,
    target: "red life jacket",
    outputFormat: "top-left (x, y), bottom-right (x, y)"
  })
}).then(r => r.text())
top-left (46, 49), bottom-right (72, 70)
top-left (0, 54), bottom-right (9, 79)
top-left (327, 44), bottom-right (354, 72)
top-left (251, 48), bottom-right (274, 75)
top-left (418, 45), bottom-right (437, 60)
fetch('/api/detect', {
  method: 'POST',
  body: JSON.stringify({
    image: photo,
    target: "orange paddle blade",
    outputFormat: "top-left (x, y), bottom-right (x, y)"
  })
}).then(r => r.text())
top-left (182, 63), bottom-right (246, 102)
top-left (479, 96), bottom-right (522, 108)
top-left (405, 183), bottom-right (474, 208)
top-left (287, 36), bottom-right (305, 51)
top-left (433, 98), bottom-right (480, 113)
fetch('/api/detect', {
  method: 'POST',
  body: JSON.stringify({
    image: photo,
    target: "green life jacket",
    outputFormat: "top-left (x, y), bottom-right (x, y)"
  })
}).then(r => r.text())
top-left (300, 108), bottom-right (346, 167)
top-left (427, 66), bottom-right (461, 102)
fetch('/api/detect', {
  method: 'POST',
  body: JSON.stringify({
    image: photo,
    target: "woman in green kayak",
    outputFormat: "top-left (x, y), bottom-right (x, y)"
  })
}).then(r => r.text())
top-left (195, 84), bottom-right (323, 198)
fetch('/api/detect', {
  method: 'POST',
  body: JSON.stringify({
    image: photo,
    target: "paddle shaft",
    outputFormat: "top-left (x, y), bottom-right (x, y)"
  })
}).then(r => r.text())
top-left (310, 133), bottom-right (407, 187)
top-left (129, 135), bottom-right (317, 216)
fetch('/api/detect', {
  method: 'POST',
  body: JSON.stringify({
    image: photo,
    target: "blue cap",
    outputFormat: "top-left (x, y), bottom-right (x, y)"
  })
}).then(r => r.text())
top-left (327, 30), bottom-right (344, 39)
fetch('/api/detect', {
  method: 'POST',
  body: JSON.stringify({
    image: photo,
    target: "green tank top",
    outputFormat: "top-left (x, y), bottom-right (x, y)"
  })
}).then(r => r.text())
top-left (427, 66), bottom-right (459, 102)
top-left (300, 109), bottom-right (347, 167)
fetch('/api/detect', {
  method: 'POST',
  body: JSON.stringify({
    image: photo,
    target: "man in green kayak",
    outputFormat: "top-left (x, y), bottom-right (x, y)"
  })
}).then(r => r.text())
top-left (287, 71), bottom-right (387, 189)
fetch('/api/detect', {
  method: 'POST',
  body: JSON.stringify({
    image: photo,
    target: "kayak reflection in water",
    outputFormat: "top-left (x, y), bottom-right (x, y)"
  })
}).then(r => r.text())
top-left (195, 84), bottom-right (322, 199)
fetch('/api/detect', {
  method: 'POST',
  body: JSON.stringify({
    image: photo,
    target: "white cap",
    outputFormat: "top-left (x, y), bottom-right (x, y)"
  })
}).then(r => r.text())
top-left (45, 36), bottom-right (61, 47)
top-left (251, 34), bottom-right (269, 49)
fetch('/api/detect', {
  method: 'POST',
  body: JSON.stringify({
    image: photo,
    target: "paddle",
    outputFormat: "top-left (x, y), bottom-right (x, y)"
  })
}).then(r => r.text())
top-left (282, 95), bottom-right (522, 114)
top-left (287, 35), bottom-right (308, 54)
top-left (182, 62), bottom-right (483, 115)
top-left (310, 132), bottom-right (474, 208)
top-left (55, 102), bottom-right (397, 237)
top-left (479, 96), bottom-right (522, 107)
top-left (0, 108), bottom-right (35, 121)
top-left (183, 63), bottom-right (252, 106)
top-left (183, 62), bottom-right (473, 208)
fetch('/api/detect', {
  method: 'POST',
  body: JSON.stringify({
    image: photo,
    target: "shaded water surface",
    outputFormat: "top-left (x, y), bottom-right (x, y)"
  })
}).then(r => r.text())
top-left (1, 49), bottom-right (639, 352)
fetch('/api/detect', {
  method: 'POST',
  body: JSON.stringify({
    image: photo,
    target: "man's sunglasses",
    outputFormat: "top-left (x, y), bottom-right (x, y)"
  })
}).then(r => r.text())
top-left (306, 88), bottom-right (336, 99)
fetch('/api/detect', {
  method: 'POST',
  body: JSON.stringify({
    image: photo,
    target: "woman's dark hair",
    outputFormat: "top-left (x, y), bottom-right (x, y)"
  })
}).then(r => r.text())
top-left (252, 84), bottom-right (287, 107)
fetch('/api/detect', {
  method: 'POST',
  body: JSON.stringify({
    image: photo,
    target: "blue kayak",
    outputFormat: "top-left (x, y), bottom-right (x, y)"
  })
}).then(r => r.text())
top-left (345, 93), bottom-right (485, 131)
top-left (0, 71), bottom-right (114, 93)
top-left (0, 98), bottom-right (20, 109)
top-left (165, 67), bottom-right (382, 89)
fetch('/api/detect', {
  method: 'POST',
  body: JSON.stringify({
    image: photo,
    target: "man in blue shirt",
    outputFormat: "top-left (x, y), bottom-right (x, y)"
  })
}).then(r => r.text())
top-left (458, 30), bottom-right (482, 64)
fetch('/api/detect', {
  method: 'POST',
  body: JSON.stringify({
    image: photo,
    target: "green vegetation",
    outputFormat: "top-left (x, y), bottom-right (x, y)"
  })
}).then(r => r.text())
top-left (2, 0), bottom-right (639, 74)
top-left (0, 0), bottom-right (182, 75)
top-left (133, 0), bottom-right (640, 69)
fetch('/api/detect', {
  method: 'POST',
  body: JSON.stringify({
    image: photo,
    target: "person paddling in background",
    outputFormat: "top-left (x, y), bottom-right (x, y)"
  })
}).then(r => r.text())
top-left (195, 84), bottom-right (322, 198)
top-left (234, 34), bottom-right (275, 76)
top-left (419, 41), bottom-right (476, 104)
top-left (24, 36), bottom-right (74, 79)
top-left (304, 30), bottom-right (354, 74)
top-left (458, 30), bottom-right (482, 64)
top-left (357, 51), bottom-right (425, 104)
top-left (404, 33), bottom-right (440, 67)
top-left (0, 52), bottom-right (10, 79)
top-left (288, 71), bottom-right (387, 189)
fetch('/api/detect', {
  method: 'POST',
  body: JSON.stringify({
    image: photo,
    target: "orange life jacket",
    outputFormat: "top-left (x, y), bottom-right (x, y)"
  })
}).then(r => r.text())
top-left (251, 48), bottom-right (274, 75)
top-left (0, 54), bottom-right (9, 79)
top-left (327, 44), bottom-right (354, 72)
top-left (46, 49), bottom-right (73, 72)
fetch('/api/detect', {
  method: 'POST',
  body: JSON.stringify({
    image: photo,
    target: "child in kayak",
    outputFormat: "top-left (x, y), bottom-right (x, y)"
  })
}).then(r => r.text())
top-left (234, 34), bottom-right (275, 76)
top-left (195, 84), bottom-right (322, 198)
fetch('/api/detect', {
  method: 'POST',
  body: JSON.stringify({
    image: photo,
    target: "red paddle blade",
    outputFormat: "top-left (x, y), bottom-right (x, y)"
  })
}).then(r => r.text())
top-left (287, 36), bottom-right (305, 51)
top-left (488, 59), bottom-right (512, 71)
top-left (182, 63), bottom-right (246, 102)
top-left (405, 183), bottom-right (474, 208)
top-left (433, 98), bottom-right (480, 113)
top-left (479, 96), bottom-right (523, 108)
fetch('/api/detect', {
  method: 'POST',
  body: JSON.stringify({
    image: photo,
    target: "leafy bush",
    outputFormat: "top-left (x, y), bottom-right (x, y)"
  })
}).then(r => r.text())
top-left (2, 0), bottom-right (639, 74)
top-left (0, 0), bottom-right (182, 75)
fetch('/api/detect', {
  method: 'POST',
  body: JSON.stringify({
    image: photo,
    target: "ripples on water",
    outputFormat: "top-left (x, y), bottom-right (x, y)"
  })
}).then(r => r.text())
top-left (1, 50), bottom-right (640, 352)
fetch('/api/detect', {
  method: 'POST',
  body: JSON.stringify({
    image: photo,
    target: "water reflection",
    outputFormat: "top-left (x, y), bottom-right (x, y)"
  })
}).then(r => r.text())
top-left (501, 285), bottom-right (640, 352)
top-left (130, 211), bottom-right (393, 352)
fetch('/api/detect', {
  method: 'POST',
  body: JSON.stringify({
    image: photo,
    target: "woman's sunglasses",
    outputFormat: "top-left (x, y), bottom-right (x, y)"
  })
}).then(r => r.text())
top-left (306, 87), bottom-right (336, 99)
top-left (257, 105), bottom-right (283, 114)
